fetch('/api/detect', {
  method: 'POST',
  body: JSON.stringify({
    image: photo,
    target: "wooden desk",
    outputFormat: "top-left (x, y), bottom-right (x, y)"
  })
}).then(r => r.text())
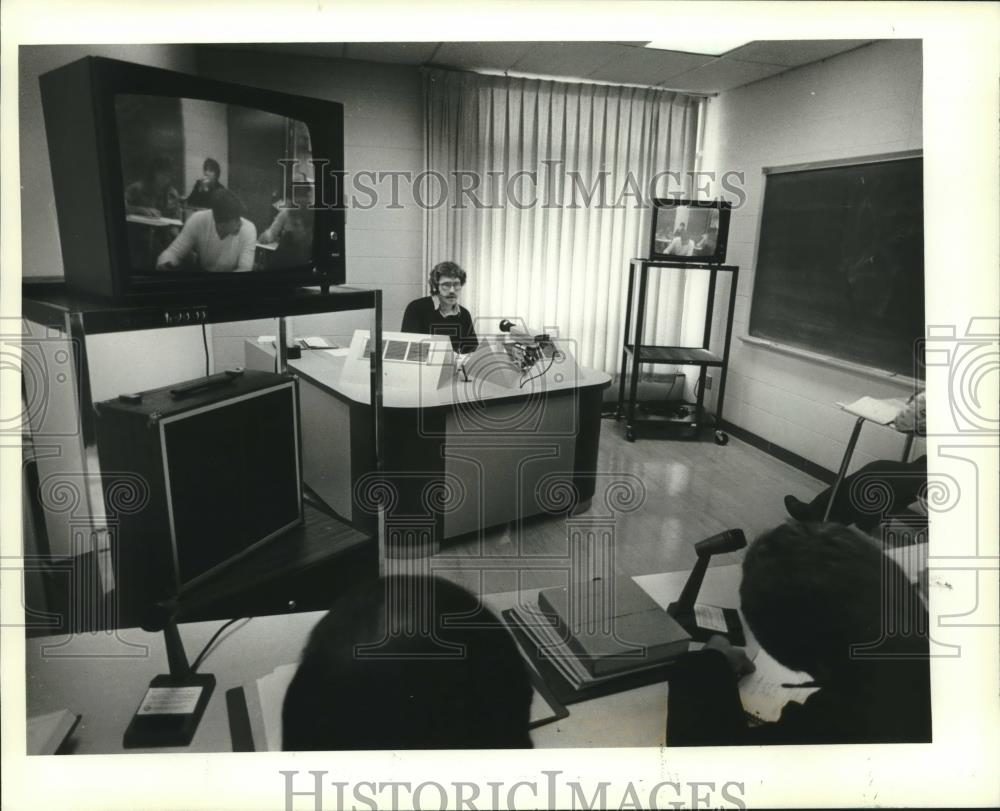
top-left (25, 564), bottom-right (748, 753)
top-left (246, 340), bottom-right (612, 551)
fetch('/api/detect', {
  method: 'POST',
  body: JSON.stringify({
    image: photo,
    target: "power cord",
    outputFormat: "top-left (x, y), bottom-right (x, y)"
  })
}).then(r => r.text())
top-left (190, 616), bottom-right (251, 673)
top-left (519, 352), bottom-right (558, 388)
top-left (200, 324), bottom-right (210, 376)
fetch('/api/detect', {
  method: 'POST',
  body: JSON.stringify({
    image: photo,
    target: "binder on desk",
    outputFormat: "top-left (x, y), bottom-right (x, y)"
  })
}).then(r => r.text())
top-left (537, 576), bottom-right (690, 678)
top-left (502, 606), bottom-right (683, 706)
top-left (226, 661), bottom-right (567, 751)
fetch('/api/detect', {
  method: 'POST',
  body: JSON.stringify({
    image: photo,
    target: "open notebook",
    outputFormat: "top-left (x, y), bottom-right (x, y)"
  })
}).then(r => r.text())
top-left (230, 661), bottom-right (567, 751)
top-left (739, 650), bottom-right (819, 724)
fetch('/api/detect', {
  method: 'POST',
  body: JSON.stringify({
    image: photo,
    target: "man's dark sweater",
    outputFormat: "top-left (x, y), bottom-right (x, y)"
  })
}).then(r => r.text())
top-left (400, 296), bottom-right (478, 354)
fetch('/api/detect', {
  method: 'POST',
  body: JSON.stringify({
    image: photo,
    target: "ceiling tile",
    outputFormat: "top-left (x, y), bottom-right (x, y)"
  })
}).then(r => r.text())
top-left (726, 40), bottom-right (873, 67)
top-left (433, 42), bottom-right (535, 72)
top-left (511, 42), bottom-right (630, 79)
top-left (342, 42), bottom-right (440, 65)
top-left (219, 40), bottom-right (885, 94)
top-left (663, 58), bottom-right (788, 93)
top-left (588, 47), bottom-right (715, 85)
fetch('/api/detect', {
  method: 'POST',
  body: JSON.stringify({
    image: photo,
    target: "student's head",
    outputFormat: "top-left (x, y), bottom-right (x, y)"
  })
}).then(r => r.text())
top-left (429, 261), bottom-right (467, 303)
top-left (209, 189), bottom-right (244, 238)
top-left (145, 156), bottom-right (174, 190)
top-left (201, 158), bottom-right (222, 187)
top-left (282, 575), bottom-right (534, 750)
top-left (739, 522), bottom-right (923, 682)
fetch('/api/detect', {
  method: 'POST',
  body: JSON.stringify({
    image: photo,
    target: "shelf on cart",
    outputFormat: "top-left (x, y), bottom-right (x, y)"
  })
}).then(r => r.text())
top-left (623, 345), bottom-right (723, 366)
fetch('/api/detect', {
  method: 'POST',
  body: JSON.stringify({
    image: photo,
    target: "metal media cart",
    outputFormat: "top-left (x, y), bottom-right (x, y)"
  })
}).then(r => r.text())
top-left (616, 259), bottom-right (739, 442)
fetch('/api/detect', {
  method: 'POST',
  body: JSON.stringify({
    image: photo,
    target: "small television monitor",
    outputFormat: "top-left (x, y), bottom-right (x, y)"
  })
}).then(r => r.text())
top-left (649, 199), bottom-right (732, 264)
top-left (39, 56), bottom-right (345, 299)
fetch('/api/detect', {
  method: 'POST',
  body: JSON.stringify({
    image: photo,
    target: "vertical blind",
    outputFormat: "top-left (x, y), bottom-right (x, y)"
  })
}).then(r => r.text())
top-left (424, 68), bottom-right (705, 374)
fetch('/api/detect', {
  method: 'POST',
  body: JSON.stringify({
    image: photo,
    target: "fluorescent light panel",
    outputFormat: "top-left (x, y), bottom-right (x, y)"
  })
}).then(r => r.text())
top-left (644, 37), bottom-right (753, 57)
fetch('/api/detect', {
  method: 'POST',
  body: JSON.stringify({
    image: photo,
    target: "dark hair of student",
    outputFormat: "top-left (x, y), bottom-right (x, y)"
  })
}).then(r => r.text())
top-left (428, 261), bottom-right (467, 295)
top-left (739, 522), bottom-right (926, 680)
top-left (282, 575), bottom-right (534, 751)
top-left (209, 188), bottom-right (244, 223)
top-left (202, 157), bottom-right (222, 179)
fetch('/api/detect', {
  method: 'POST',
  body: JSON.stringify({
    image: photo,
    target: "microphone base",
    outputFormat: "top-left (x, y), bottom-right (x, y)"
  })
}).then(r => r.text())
top-left (122, 672), bottom-right (216, 749)
top-left (667, 603), bottom-right (746, 647)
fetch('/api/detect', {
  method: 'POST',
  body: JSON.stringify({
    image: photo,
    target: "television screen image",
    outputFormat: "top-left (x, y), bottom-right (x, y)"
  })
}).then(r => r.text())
top-left (39, 56), bottom-right (346, 298)
top-left (649, 199), bottom-right (731, 264)
top-left (115, 95), bottom-right (316, 275)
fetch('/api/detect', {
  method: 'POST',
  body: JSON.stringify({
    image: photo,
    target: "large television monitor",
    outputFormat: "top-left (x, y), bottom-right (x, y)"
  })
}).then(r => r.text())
top-left (649, 198), bottom-right (732, 264)
top-left (39, 56), bottom-right (345, 299)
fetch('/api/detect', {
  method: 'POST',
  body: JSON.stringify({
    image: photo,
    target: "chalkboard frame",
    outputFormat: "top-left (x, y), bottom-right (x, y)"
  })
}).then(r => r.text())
top-left (747, 151), bottom-right (924, 380)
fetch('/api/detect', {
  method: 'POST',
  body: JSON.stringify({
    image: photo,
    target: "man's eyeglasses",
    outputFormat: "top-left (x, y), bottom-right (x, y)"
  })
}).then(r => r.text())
top-left (438, 281), bottom-right (463, 291)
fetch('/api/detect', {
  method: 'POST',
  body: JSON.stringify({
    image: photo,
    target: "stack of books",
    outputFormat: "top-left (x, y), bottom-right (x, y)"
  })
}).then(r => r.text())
top-left (505, 576), bottom-right (691, 694)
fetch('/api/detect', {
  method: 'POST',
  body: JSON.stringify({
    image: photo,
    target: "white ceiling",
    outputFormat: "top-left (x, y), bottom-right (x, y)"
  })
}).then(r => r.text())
top-left (224, 40), bottom-right (874, 94)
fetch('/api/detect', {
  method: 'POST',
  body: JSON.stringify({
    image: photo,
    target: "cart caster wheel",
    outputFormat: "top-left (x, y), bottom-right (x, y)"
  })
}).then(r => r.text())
top-left (626, 427), bottom-right (636, 442)
top-left (714, 430), bottom-right (729, 446)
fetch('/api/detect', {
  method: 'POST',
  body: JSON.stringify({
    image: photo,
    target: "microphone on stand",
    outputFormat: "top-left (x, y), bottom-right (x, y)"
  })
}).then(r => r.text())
top-left (123, 598), bottom-right (217, 748)
top-left (500, 319), bottom-right (551, 346)
top-left (498, 318), bottom-right (559, 373)
top-left (667, 529), bottom-right (748, 646)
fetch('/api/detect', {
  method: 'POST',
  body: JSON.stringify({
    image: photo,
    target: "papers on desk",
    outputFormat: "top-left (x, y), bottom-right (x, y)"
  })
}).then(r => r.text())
top-left (244, 663), bottom-right (297, 752)
top-left (840, 396), bottom-right (906, 425)
top-left (27, 708), bottom-right (81, 755)
top-left (126, 214), bottom-right (182, 227)
top-left (739, 651), bottom-right (818, 723)
top-left (297, 336), bottom-right (350, 356)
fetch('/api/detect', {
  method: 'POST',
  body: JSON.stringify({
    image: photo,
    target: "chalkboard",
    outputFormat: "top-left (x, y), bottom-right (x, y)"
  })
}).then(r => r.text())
top-left (749, 156), bottom-right (924, 378)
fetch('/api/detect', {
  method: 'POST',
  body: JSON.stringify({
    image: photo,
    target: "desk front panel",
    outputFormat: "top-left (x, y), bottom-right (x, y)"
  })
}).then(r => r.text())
top-left (442, 390), bottom-right (580, 538)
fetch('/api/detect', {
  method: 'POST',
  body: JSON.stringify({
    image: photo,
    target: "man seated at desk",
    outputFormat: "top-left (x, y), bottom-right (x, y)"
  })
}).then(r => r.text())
top-left (783, 392), bottom-right (926, 531)
top-left (184, 157), bottom-right (226, 209)
top-left (259, 207), bottom-right (313, 268)
top-left (401, 261), bottom-right (479, 354)
top-left (124, 155), bottom-right (181, 220)
top-left (156, 189), bottom-right (257, 273)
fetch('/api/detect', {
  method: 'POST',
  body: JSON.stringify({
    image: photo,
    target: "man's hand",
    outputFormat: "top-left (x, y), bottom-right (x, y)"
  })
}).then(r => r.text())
top-left (156, 256), bottom-right (177, 271)
top-left (704, 634), bottom-right (756, 678)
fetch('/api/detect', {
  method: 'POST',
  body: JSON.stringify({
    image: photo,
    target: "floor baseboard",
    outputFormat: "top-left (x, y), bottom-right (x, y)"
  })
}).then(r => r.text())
top-left (722, 422), bottom-right (836, 485)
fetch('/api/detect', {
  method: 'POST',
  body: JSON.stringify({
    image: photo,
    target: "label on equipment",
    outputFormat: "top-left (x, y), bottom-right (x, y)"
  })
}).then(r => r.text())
top-left (136, 686), bottom-right (202, 715)
top-left (693, 603), bottom-right (729, 634)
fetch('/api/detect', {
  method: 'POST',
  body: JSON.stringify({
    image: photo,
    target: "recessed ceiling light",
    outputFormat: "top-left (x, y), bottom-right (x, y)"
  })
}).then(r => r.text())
top-left (644, 38), bottom-right (753, 57)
